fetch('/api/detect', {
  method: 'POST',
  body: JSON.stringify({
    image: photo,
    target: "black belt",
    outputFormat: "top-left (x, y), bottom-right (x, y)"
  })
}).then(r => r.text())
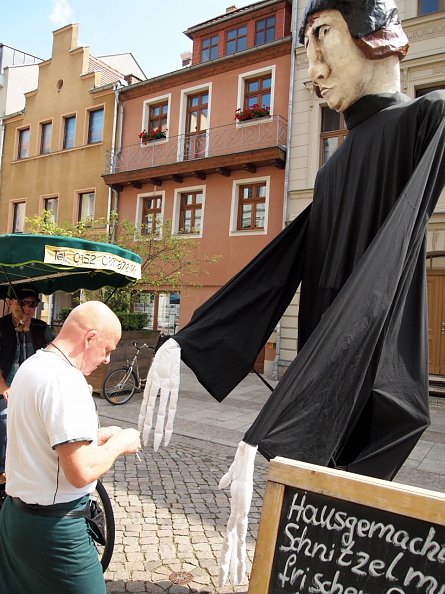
top-left (11, 497), bottom-right (89, 518)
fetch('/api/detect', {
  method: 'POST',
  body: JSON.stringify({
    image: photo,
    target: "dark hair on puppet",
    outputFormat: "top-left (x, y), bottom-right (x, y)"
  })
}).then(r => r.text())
top-left (299, 0), bottom-right (409, 60)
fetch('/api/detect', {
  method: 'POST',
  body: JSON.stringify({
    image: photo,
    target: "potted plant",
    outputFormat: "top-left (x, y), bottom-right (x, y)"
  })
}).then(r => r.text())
top-left (235, 104), bottom-right (270, 122)
top-left (138, 128), bottom-right (167, 144)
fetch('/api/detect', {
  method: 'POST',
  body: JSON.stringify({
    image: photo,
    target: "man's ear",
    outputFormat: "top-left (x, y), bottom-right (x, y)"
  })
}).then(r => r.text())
top-left (85, 329), bottom-right (98, 347)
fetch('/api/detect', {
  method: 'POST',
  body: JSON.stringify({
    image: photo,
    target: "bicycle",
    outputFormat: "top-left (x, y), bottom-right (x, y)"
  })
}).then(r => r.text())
top-left (0, 478), bottom-right (115, 573)
top-left (102, 341), bottom-right (154, 405)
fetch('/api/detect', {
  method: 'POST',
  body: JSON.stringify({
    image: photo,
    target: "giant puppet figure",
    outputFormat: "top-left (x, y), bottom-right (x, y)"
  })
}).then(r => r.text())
top-left (139, 0), bottom-right (445, 585)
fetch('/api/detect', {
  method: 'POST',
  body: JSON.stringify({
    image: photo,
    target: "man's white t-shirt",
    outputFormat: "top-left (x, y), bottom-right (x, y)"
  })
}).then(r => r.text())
top-left (5, 349), bottom-right (98, 504)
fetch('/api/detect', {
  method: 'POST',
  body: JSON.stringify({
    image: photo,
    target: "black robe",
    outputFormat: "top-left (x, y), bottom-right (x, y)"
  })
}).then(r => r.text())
top-left (175, 91), bottom-right (445, 480)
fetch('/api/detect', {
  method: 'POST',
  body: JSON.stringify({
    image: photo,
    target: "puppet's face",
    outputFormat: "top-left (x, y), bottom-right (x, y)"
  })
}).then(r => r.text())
top-left (304, 10), bottom-right (381, 112)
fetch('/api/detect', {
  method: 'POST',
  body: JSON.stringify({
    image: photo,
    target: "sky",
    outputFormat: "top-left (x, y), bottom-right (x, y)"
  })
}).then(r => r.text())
top-left (1, 0), bottom-right (256, 79)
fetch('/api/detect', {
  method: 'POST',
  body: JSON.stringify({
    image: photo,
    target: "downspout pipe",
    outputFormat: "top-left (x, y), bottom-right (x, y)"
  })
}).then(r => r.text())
top-left (107, 80), bottom-right (125, 241)
top-left (273, 0), bottom-right (299, 380)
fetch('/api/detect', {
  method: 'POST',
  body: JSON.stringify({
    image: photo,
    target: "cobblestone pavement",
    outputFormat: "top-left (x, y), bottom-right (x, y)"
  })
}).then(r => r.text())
top-left (96, 367), bottom-right (445, 593)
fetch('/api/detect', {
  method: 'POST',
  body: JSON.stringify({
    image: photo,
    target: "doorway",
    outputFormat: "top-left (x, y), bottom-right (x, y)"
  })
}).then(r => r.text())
top-left (184, 91), bottom-right (208, 160)
top-left (427, 271), bottom-right (445, 375)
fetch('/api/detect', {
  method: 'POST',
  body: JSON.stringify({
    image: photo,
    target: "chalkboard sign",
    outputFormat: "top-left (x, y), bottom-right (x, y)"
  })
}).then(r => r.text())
top-left (248, 458), bottom-right (445, 594)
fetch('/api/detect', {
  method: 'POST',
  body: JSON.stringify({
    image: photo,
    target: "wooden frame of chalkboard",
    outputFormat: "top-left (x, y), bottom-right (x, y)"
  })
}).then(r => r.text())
top-left (248, 457), bottom-right (445, 594)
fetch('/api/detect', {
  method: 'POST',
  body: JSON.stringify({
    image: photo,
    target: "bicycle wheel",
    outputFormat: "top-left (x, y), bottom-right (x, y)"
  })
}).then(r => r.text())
top-left (91, 480), bottom-right (115, 572)
top-left (103, 367), bottom-right (137, 405)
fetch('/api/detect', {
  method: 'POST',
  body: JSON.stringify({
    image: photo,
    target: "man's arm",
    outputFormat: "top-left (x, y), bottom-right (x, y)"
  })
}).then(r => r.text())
top-left (55, 427), bottom-right (141, 488)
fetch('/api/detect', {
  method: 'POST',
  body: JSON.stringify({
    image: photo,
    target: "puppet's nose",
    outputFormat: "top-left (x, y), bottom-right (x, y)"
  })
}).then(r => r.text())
top-left (308, 59), bottom-right (330, 84)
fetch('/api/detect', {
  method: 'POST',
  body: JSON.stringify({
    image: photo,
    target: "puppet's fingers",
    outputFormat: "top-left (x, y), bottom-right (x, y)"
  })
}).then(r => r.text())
top-left (162, 350), bottom-right (180, 447)
top-left (141, 379), bottom-right (161, 446)
top-left (163, 385), bottom-right (178, 447)
top-left (153, 385), bottom-right (170, 452)
top-left (218, 525), bottom-right (236, 587)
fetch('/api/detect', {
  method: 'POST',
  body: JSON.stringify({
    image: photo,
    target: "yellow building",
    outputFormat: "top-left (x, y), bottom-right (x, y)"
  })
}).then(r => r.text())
top-left (0, 24), bottom-right (144, 235)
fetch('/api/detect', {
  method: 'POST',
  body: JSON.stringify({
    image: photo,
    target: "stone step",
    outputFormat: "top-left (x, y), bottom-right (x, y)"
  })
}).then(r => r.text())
top-left (429, 375), bottom-right (445, 398)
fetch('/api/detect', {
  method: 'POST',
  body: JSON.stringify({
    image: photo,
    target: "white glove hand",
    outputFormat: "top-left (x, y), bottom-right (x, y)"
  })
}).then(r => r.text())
top-left (137, 338), bottom-right (180, 451)
top-left (218, 441), bottom-right (257, 587)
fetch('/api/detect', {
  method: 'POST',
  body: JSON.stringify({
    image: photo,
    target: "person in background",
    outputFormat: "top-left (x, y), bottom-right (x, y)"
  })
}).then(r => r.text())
top-left (0, 301), bottom-right (141, 594)
top-left (0, 285), bottom-right (53, 484)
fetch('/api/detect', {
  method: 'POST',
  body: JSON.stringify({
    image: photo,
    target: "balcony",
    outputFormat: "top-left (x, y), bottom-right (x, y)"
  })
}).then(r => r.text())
top-left (103, 115), bottom-right (287, 187)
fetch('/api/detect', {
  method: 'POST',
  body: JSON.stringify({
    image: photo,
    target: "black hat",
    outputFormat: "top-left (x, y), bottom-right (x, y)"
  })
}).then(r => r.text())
top-left (10, 285), bottom-right (40, 302)
top-left (299, 0), bottom-right (401, 44)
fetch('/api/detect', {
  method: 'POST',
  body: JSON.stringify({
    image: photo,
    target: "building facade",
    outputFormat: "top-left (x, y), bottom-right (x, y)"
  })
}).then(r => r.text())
top-left (282, 0), bottom-right (445, 377)
top-left (0, 24), bottom-right (145, 237)
top-left (103, 0), bottom-right (292, 370)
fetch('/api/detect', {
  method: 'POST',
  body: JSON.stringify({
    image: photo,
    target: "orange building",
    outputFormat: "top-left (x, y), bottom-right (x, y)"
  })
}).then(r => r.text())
top-left (103, 0), bottom-right (292, 366)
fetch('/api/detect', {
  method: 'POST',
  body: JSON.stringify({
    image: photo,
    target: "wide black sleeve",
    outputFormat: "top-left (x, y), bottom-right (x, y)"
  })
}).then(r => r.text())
top-left (175, 204), bottom-right (312, 401)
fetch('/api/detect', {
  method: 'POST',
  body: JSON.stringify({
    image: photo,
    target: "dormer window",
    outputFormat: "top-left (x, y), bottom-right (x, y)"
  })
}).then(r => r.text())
top-left (226, 25), bottom-right (247, 55)
top-left (255, 16), bottom-right (276, 45)
top-left (201, 35), bottom-right (219, 62)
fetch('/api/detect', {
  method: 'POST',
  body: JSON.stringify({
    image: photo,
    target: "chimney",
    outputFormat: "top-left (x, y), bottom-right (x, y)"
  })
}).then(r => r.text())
top-left (226, 5), bottom-right (238, 13)
top-left (180, 51), bottom-right (192, 68)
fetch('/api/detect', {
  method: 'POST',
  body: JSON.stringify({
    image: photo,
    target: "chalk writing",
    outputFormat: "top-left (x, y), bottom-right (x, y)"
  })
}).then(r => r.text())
top-left (268, 489), bottom-right (445, 594)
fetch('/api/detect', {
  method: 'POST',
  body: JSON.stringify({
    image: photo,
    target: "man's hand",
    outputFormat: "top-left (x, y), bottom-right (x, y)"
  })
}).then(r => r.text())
top-left (218, 441), bottom-right (257, 587)
top-left (138, 339), bottom-right (180, 451)
top-left (97, 425), bottom-right (122, 445)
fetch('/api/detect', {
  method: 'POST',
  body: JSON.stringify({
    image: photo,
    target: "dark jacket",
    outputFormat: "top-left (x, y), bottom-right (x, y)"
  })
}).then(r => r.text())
top-left (0, 314), bottom-right (52, 380)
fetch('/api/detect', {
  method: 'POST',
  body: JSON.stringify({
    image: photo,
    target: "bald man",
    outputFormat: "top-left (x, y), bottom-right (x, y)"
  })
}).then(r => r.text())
top-left (0, 301), bottom-right (141, 594)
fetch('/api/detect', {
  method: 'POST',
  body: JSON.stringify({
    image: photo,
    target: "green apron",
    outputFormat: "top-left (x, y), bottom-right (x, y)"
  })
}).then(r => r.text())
top-left (0, 495), bottom-right (106, 594)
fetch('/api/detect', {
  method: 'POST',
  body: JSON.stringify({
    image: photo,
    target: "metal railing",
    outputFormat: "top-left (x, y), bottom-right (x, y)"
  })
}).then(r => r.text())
top-left (104, 115), bottom-right (287, 175)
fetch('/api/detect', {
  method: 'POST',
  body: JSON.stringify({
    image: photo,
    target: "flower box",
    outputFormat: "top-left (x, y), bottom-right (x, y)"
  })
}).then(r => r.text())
top-left (235, 104), bottom-right (270, 122)
top-left (138, 128), bottom-right (167, 144)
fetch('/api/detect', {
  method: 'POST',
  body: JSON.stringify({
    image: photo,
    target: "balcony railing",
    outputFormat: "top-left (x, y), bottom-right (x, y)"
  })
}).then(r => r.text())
top-left (104, 115), bottom-right (287, 175)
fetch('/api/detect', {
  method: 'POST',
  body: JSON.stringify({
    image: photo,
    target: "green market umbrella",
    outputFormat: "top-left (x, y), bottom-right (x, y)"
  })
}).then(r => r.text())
top-left (0, 234), bottom-right (142, 298)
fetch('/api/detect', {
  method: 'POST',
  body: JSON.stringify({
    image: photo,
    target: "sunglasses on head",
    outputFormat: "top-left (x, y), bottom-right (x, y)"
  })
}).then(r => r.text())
top-left (19, 299), bottom-right (39, 308)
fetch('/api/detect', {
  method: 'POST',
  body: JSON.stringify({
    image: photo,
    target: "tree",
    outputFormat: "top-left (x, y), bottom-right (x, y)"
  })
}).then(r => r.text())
top-left (25, 211), bottom-right (220, 316)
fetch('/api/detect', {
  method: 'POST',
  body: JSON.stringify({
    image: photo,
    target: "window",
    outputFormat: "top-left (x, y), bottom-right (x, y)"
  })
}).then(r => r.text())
top-left (416, 84), bottom-right (445, 97)
top-left (40, 122), bottom-right (52, 154)
top-left (226, 26), bottom-right (247, 55)
top-left (17, 128), bottom-right (30, 159)
top-left (179, 191), bottom-right (203, 234)
top-left (255, 16), bottom-right (276, 45)
top-left (201, 35), bottom-right (219, 62)
top-left (320, 107), bottom-right (347, 166)
top-left (63, 115), bottom-right (76, 149)
top-left (237, 182), bottom-right (266, 230)
top-left (148, 101), bottom-right (168, 133)
top-left (43, 197), bottom-right (58, 223)
top-left (244, 74), bottom-right (272, 111)
top-left (78, 192), bottom-right (95, 221)
top-left (12, 202), bottom-right (26, 233)
top-left (142, 196), bottom-right (162, 235)
top-left (419, 0), bottom-right (444, 15)
top-left (87, 108), bottom-right (104, 144)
